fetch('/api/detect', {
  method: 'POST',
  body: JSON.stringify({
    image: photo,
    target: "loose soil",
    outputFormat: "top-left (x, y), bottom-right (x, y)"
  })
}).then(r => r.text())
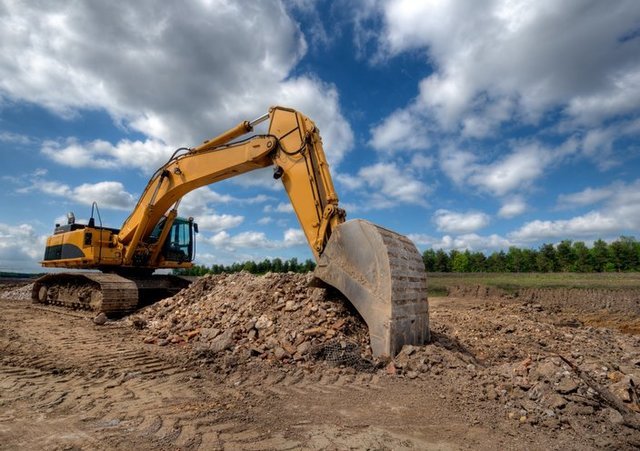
top-left (1, 273), bottom-right (639, 450)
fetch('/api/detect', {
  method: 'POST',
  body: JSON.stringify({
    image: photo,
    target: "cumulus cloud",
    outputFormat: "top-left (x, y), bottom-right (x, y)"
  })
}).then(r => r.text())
top-left (264, 202), bottom-right (294, 213)
top-left (579, 118), bottom-right (640, 169)
top-left (0, 131), bottom-right (33, 145)
top-left (498, 197), bottom-right (527, 218)
top-left (556, 186), bottom-right (614, 209)
top-left (18, 179), bottom-right (136, 210)
top-left (440, 140), bottom-right (577, 197)
top-left (0, 1), bottom-right (353, 170)
top-left (408, 232), bottom-right (512, 252)
top-left (41, 138), bottom-right (172, 173)
top-left (196, 214), bottom-right (244, 233)
top-left (368, 0), bottom-right (640, 141)
top-left (208, 227), bottom-right (306, 251)
top-left (369, 108), bottom-right (430, 152)
top-left (511, 179), bottom-right (640, 241)
top-left (433, 209), bottom-right (490, 234)
top-left (510, 212), bottom-right (620, 242)
top-left (357, 162), bottom-right (430, 206)
top-left (0, 223), bottom-right (47, 271)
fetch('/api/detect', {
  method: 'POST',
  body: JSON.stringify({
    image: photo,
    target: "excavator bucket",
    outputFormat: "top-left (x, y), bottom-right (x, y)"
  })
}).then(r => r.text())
top-left (313, 219), bottom-right (429, 357)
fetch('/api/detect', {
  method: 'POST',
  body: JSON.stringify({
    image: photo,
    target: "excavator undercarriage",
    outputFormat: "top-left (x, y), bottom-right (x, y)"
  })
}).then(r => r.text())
top-left (33, 273), bottom-right (194, 316)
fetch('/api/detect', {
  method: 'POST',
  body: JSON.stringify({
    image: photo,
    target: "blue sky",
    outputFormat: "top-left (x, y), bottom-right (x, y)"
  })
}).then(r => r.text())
top-left (1, 0), bottom-right (640, 272)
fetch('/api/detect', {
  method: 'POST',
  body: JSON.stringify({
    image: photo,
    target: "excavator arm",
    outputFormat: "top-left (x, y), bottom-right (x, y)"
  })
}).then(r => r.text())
top-left (118, 106), bottom-right (345, 267)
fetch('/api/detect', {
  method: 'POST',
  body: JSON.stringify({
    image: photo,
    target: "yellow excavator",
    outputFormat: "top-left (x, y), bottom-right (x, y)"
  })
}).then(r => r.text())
top-left (33, 106), bottom-right (429, 357)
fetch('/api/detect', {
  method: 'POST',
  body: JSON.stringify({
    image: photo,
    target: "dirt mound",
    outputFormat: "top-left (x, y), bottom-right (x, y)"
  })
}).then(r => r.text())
top-left (1, 283), bottom-right (33, 301)
top-left (447, 284), bottom-right (640, 316)
top-left (398, 299), bottom-right (640, 440)
top-left (131, 273), bottom-right (640, 446)
top-left (132, 272), bottom-right (372, 369)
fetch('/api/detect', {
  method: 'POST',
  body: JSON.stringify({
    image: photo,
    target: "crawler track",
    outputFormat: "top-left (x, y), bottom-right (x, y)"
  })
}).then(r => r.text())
top-left (31, 273), bottom-right (191, 316)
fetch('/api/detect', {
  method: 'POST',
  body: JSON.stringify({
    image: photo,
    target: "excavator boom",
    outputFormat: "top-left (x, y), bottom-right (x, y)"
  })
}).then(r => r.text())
top-left (34, 106), bottom-right (429, 357)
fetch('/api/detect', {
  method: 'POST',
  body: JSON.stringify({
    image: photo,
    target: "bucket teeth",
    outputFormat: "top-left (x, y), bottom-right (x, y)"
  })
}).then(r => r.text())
top-left (313, 219), bottom-right (430, 357)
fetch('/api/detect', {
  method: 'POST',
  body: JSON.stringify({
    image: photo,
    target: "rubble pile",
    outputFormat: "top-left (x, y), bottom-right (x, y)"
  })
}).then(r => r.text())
top-left (133, 272), bottom-right (371, 366)
top-left (386, 301), bottom-right (640, 434)
top-left (1, 283), bottom-right (33, 301)
top-left (132, 272), bottom-right (640, 442)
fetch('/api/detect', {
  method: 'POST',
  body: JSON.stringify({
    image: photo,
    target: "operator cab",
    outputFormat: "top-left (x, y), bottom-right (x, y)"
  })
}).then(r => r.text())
top-left (150, 216), bottom-right (198, 263)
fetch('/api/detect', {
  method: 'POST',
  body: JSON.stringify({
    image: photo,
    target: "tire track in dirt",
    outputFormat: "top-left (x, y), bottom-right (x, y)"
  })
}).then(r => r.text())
top-left (3, 301), bottom-right (385, 449)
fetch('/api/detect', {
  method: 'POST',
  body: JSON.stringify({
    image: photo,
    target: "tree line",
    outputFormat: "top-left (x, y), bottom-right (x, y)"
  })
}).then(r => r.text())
top-left (422, 237), bottom-right (640, 273)
top-left (176, 236), bottom-right (640, 276)
top-left (176, 257), bottom-right (316, 276)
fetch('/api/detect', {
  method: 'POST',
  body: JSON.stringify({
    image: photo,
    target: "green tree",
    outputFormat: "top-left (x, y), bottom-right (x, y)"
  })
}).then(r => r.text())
top-left (536, 243), bottom-right (558, 272)
top-left (434, 249), bottom-right (451, 272)
top-left (468, 251), bottom-right (487, 272)
top-left (609, 236), bottom-right (639, 271)
top-left (451, 250), bottom-right (471, 272)
top-left (571, 241), bottom-right (592, 272)
top-left (556, 240), bottom-right (575, 272)
top-left (485, 251), bottom-right (507, 272)
top-left (422, 249), bottom-right (437, 272)
top-left (590, 239), bottom-right (609, 272)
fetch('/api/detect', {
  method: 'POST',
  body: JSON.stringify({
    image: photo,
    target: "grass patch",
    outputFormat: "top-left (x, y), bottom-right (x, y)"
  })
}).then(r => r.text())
top-left (426, 272), bottom-right (640, 291)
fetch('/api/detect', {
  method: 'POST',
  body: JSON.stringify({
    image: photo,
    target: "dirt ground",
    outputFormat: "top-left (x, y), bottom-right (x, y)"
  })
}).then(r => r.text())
top-left (1, 275), bottom-right (640, 450)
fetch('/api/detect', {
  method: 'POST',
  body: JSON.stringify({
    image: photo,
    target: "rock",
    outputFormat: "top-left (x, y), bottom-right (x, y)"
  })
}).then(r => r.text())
top-left (531, 360), bottom-right (559, 382)
top-left (158, 339), bottom-right (169, 346)
top-left (555, 377), bottom-right (579, 394)
top-left (407, 371), bottom-right (419, 379)
top-left (209, 329), bottom-right (235, 353)
top-left (401, 345), bottom-right (416, 356)
top-left (296, 341), bottom-right (311, 355)
top-left (609, 376), bottom-right (634, 402)
top-left (131, 317), bottom-right (147, 330)
top-left (544, 393), bottom-right (566, 409)
top-left (284, 301), bottom-right (299, 312)
top-left (303, 327), bottom-right (325, 336)
top-left (93, 312), bottom-right (108, 325)
top-left (606, 408), bottom-right (624, 425)
top-left (274, 347), bottom-right (289, 360)
top-left (201, 327), bottom-right (221, 340)
top-left (386, 362), bottom-right (397, 375)
top-left (255, 315), bottom-right (273, 330)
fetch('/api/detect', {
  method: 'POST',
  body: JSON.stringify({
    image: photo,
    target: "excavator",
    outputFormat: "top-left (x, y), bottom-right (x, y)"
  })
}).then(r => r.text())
top-left (33, 106), bottom-right (429, 357)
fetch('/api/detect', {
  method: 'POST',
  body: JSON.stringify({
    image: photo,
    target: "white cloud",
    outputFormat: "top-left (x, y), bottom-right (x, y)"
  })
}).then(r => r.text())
top-left (433, 209), bottom-right (490, 234)
top-left (365, 0), bottom-right (640, 144)
top-left (511, 179), bottom-right (640, 241)
top-left (408, 232), bottom-right (512, 252)
top-left (264, 202), bottom-right (294, 213)
top-left (196, 214), bottom-right (244, 232)
top-left (369, 108), bottom-right (430, 152)
top-left (440, 140), bottom-right (577, 196)
top-left (510, 212), bottom-right (620, 241)
top-left (0, 1), bottom-right (353, 171)
top-left (283, 228), bottom-right (306, 246)
top-left (0, 131), bottom-right (33, 145)
top-left (180, 188), bottom-right (235, 218)
top-left (358, 162), bottom-right (430, 205)
top-left (498, 197), bottom-right (526, 218)
top-left (72, 182), bottom-right (136, 210)
top-left (580, 118), bottom-right (640, 169)
top-left (18, 179), bottom-right (136, 210)
top-left (41, 138), bottom-right (172, 173)
top-left (468, 144), bottom-right (550, 196)
top-left (208, 227), bottom-right (307, 251)
top-left (0, 223), bottom-right (47, 272)
top-left (557, 186), bottom-right (614, 209)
